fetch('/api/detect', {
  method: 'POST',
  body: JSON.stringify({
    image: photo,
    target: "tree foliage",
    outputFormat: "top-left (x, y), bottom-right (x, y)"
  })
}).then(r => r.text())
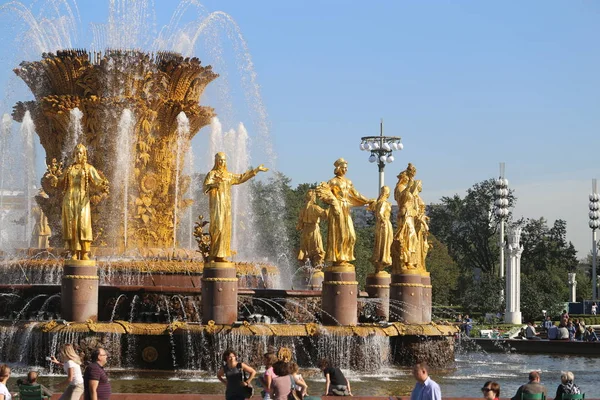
top-left (426, 234), bottom-right (460, 306)
top-left (428, 178), bottom-right (516, 274)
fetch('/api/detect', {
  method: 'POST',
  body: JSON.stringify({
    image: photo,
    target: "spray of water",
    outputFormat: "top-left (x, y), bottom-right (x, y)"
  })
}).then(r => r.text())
top-left (174, 111), bottom-right (189, 249)
top-left (0, 114), bottom-right (12, 248)
top-left (115, 109), bottom-right (134, 251)
top-left (63, 107), bottom-right (83, 163)
top-left (20, 111), bottom-right (36, 246)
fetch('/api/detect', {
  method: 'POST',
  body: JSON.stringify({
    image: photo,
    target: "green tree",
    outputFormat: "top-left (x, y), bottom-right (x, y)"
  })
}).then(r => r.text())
top-left (426, 234), bottom-right (460, 306)
top-left (428, 178), bottom-right (516, 275)
top-left (460, 271), bottom-right (504, 315)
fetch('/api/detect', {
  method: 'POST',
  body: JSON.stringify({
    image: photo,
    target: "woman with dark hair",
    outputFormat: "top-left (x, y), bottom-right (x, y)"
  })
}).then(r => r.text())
top-left (481, 381), bottom-right (500, 400)
top-left (318, 359), bottom-right (351, 396)
top-left (217, 349), bottom-right (257, 400)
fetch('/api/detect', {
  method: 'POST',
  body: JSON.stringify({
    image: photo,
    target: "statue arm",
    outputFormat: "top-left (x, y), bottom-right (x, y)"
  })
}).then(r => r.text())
top-left (349, 184), bottom-right (373, 207)
top-left (203, 171), bottom-right (217, 193)
top-left (233, 164), bottom-right (268, 186)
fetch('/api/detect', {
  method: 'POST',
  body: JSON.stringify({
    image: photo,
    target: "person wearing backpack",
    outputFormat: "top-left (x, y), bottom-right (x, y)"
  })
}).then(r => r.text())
top-left (217, 349), bottom-right (257, 400)
top-left (554, 371), bottom-right (581, 399)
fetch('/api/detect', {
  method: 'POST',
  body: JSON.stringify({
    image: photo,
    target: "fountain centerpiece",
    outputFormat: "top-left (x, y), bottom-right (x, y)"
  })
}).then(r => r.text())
top-left (13, 49), bottom-right (218, 250)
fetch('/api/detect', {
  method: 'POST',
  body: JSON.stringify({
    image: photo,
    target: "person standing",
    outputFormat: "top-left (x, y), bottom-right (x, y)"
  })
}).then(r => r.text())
top-left (0, 365), bottom-right (16, 400)
top-left (510, 371), bottom-right (547, 400)
top-left (217, 350), bottom-right (257, 400)
top-left (50, 343), bottom-right (84, 400)
top-left (203, 152), bottom-right (268, 262)
top-left (410, 362), bottom-right (441, 400)
top-left (83, 348), bottom-right (111, 400)
top-left (592, 302), bottom-right (597, 315)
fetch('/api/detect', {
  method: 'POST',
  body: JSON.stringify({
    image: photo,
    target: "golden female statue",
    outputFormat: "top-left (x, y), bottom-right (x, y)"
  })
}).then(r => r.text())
top-left (370, 186), bottom-right (393, 272)
top-left (396, 179), bottom-right (419, 269)
top-left (46, 144), bottom-right (109, 260)
top-left (203, 152), bottom-right (268, 262)
top-left (296, 189), bottom-right (327, 267)
top-left (412, 180), bottom-right (431, 271)
top-left (316, 158), bottom-right (373, 266)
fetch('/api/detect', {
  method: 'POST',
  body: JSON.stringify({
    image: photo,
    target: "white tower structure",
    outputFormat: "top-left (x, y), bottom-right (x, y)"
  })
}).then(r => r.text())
top-left (504, 226), bottom-right (523, 324)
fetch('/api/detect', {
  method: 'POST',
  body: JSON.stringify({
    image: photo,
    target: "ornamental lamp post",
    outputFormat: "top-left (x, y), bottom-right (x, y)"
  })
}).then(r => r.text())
top-left (360, 119), bottom-right (403, 190)
top-left (494, 163), bottom-right (509, 279)
top-left (589, 178), bottom-right (600, 300)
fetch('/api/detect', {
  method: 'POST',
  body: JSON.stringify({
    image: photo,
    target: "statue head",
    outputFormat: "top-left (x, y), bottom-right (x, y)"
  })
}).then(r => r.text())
top-left (379, 185), bottom-right (390, 200)
top-left (333, 158), bottom-right (348, 176)
top-left (305, 189), bottom-right (316, 203)
top-left (213, 152), bottom-right (227, 170)
top-left (73, 144), bottom-right (88, 165)
top-left (406, 163), bottom-right (417, 179)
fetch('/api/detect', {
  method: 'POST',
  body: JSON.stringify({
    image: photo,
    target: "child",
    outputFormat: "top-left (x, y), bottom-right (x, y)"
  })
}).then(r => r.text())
top-left (260, 352), bottom-right (278, 400)
top-left (289, 362), bottom-right (308, 397)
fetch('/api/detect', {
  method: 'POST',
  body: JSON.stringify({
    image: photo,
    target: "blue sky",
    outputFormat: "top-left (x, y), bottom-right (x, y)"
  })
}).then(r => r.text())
top-left (1, 1), bottom-right (599, 257)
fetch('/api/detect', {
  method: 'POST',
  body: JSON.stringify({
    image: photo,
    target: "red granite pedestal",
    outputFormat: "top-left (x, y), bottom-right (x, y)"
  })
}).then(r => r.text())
top-left (61, 259), bottom-right (99, 322)
top-left (366, 271), bottom-right (391, 321)
top-left (201, 261), bottom-right (238, 324)
top-left (321, 265), bottom-right (358, 326)
top-left (390, 272), bottom-right (423, 324)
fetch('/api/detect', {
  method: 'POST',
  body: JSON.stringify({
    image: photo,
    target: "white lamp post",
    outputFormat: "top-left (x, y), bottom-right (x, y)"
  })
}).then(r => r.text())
top-left (589, 179), bottom-right (600, 300)
top-left (494, 163), bottom-right (509, 279)
top-left (360, 119), bottom-right (403, 190)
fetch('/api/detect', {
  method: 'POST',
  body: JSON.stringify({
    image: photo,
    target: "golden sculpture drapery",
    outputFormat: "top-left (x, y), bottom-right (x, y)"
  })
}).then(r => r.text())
top-left (316, 158), bottom-right (373, 266)
top-left (370, 186), bottom-right (393, 271)
top-left (392, 163), bottom-right (430, 273)
top-left (45, 144), bottom-right (109, 260)
top-left (296, 189), bottom-right (327, 267)
top-left (203, 152), bottom-right (268, 262)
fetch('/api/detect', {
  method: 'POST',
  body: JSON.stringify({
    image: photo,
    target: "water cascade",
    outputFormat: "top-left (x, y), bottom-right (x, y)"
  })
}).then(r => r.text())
top-left (20, 111), bottom-right (36, 246)
top-left (64, 107), bottom-right (83, 163)
top-left (115, 109), bottom-right (135, 250)
top-left (0, 113), bottom-right (11, 248)
top-left (174, 112), bottom-right (189, 249)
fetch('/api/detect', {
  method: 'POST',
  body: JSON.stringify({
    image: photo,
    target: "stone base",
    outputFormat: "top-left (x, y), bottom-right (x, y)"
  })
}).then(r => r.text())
top-left (505, 311), bottom-right (522, 325)
top-left (390, 273), bottom-right (423, 324)
top-left (201, 262), bottom-right (238, 325)
top-left (366, 271), bottom-right (391, 321)
top-left (421, 274), bottom-right (432, 323)
top-left (321, 264), bottom-right (358, 326)
top-left (390, 335), bottom-right (455, 368)
top-left (61, 259), bottom-right (98, 322)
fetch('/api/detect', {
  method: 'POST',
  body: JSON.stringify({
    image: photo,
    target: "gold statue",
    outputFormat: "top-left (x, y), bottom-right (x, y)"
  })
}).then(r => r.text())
top-left (369, 186), bottom-right (393, 272)
top-left (203, 152), bottom-right (268, 262)
top-left (412, 180), bottom-right (431, 271)
top-left (316, 158), bottom-right (373, 266)
top-left (296, 189), bottom-right (327, 267)
top-left (45, 144), bottom-right (109, 260)
top-left (31, 204), bottom-right (51, 249)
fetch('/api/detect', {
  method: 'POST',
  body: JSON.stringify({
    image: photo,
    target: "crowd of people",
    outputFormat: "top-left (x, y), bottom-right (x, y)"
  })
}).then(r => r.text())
top-left (539, 310), bottom-right (599, 341)
top-left (0, 345), bottom-right (588, 400)
top-left (0, 344), bottom-right (111, 400)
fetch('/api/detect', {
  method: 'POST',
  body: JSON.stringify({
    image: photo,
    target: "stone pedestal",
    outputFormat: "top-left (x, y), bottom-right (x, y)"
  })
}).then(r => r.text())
top-left (366, 271), bottom-right (391, 320)
top-left (321, 265), bottom-right (358, 326)
top-left (390, 272), bottom-right (423, 324)
top-left (201, 262), bottom-right (238, 324)
top-left (421, 273), bottom-right (432, 323)
top-left (61, 259), bottom-right (99, 322)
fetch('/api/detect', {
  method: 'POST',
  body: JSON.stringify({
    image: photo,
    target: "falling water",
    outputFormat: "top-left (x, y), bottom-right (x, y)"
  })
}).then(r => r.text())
top-left (20, 111), bottom-right (36, 245)
top-left (63, 107), bottom-right (83, 162)
top-left (115, 109), bottom-right (134, 250)
top-left (0, 114), bottom-right (11, 248)
top-left (185, 147), bottom-right (195, 249)
top-left (173, 111), bottom-right (189, 249)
